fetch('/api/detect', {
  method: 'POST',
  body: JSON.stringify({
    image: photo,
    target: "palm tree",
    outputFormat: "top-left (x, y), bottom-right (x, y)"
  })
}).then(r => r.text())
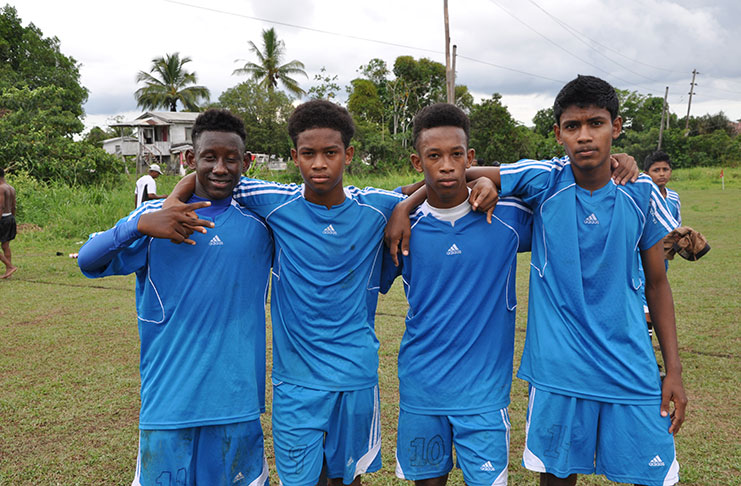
top-left (135, 53), bottom-right (210, 112)
top-left (233, 28), bottom-right (307, 97)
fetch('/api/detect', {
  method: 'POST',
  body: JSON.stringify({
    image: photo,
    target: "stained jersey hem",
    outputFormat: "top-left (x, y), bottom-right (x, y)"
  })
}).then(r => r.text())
top-left (271, 372), bottom-right (379, 392)
top-left (517, 374), bottom-right (662, 405)
top-left (139, 410), bottom-right (263, 430)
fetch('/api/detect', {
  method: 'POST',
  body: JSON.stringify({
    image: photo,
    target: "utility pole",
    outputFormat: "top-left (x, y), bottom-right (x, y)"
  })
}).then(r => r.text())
top-left (658, 86), bottom-right (669, 150)
top-left (444, 0), bottom-right (454, 103)
top-left (451, 44), bottom-right (457, 104)
top-left (685, 69), bottom-right (698, 133)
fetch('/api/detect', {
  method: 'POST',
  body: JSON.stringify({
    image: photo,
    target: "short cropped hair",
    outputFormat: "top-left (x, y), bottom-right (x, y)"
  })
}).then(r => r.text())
top-left (554, 75), bottom-right (619, 124)
top-left (412, 103), bottom-right (470, 151)
top-left (191, 109), bottom-right (247, 148)
top-left (288, 100), bottom-right (355, 148)
top-left (0, 168), bottom-right (4, 177)
top-left (644, 150), bottom-right (672, 171)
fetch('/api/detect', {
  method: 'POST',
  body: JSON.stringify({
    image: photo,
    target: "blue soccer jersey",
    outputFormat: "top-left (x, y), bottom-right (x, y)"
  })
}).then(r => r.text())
top-left (80, 199), bottom-right (273, 429)
top-left (665, 188), bottom-right (681, 226)
top-left (500, 157), bottom-right (678, 404)
top-left (380, 197), bottom-right (532, 414)
top-left (232, 178), bottom-right (406, 391)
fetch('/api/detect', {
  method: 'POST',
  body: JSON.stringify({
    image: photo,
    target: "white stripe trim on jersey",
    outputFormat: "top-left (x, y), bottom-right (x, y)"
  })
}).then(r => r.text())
top-left (491, 213), bottom-right (520, 311)
top-left (233, 202), bottom-right (270, 233)
top-left (353, 385), bottom-right (382, 479)
top-left (137, 238), bottom-right (166, 324)
top-left (650, 191), bottom-right (679, 231)
top-left (265, 194), bottom-right (303, 221)
top-left (498, 197), bottom-right (533, 214)
top-left (531, 183), bottom-right (576, 278)
top-left (365, 241), bottom-right (384, 292)
top-left (126, 200), bottom-right (164, 222)
top-left (271, 248), bottom-right (283, 281)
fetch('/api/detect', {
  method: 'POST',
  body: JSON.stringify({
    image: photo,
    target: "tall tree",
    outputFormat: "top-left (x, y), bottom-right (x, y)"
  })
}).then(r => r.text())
top-left (0, 5), bottom-right (122, 183)
top-left (135, 53), bottom-right (210, 112)
top-left (215, 80), bottom-right (293, 159)
top-left (233, 28), bottom-right (307, 97)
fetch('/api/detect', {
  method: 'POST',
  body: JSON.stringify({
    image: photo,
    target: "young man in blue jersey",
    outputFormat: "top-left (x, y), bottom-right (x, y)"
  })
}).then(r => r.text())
top-left (78, 109), bottom-right (273, 486)
top-left (165, 100), bottom-right (499, 486)
top-left (487, 76), bottom-right (685, 486)
top-left (641, 150), bottom-right (682, 338)
top-left (380, 103), bottom-right (532, 486)
top-left (386, 76), bottom-right (686, 486)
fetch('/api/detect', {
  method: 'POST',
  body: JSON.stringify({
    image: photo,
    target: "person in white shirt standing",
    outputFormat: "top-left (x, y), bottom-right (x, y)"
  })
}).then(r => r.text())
top-left (135, 164), bottom-right (167, 207)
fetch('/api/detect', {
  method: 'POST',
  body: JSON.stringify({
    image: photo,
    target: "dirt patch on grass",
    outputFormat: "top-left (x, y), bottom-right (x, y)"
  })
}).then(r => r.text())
top-left (17, 223), bottom-right (42, 233)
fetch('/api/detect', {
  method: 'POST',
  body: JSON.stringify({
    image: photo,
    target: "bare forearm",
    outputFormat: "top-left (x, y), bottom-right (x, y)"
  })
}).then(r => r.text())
top-left (646, 279), bottom-right (682, 374)
top-left (465, 167), bottom-right (501, 189)
top-left (168, 173), bottom-right (197, 203)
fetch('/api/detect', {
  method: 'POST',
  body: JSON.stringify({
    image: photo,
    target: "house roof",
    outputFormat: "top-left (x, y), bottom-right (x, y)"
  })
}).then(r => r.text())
top-left (110, 111), bottom-right (200, 127)
top-left (102, 136), bottom-right (137, 143)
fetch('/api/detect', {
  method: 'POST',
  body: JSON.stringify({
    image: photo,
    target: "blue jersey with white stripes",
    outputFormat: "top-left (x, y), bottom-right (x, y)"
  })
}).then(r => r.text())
top-left (500, 157), bottom-right (678, 404)
top-left (80, 199), bottom-right (273, 429)
top-left (380, 197), bottom-right (532, 414)
top-left (232, 178), bottom-right (406, 391)
top-left (665, 187), bottom-right (681, 226)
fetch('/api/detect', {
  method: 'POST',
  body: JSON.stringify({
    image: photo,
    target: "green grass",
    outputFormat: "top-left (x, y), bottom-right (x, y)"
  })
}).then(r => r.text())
top-left (1, 169), bottom-right (739, 485)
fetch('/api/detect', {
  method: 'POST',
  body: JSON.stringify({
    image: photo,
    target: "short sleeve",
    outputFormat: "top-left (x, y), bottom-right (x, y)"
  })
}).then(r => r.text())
top-left (499, 158), bottom-right (561, 207)
top-left (232, 177), bottom-right (302, 218)
top-left (639, 183), bottom-right (679, 251)
top-left (495, 197), bottom-right (534, 253)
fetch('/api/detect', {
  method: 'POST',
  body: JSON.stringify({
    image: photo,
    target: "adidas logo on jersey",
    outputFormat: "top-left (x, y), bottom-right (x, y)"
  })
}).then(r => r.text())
top-left (209, 235), bottom-right (224, 246)
top-left (323, 224), bottom-right (338, 235)
top-left (232, 471), bottom-right (245, 483)
top-left (479, 461), bottom-right (496, 472)
top-left (446, 243), bottom-right (462, 255)
top-left (584, 213), bottom-right (599, 224)
top-left (648, 455), bottom-right (665, 467)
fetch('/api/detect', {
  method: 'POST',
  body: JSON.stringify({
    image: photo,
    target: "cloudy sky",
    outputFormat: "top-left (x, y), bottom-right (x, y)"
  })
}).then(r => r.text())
top-left (11, 0), bottom-right (741, 132)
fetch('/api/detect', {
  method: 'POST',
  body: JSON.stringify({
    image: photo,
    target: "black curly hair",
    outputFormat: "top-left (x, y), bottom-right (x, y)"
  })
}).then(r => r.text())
top-left (644, 150), bottom-right (672, 171)
top-left (191, 109), bottom-right (247, 149)
top-left (554, 75), bottom-right (619, 124)
top-left (287, 100), bottom-right (355, 148)
top-left (412, 103), bottom-right (470, 151)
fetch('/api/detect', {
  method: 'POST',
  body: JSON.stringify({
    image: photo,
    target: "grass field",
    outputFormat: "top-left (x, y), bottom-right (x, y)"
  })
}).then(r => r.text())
top-left (1, 169), bottom-right (739, 485)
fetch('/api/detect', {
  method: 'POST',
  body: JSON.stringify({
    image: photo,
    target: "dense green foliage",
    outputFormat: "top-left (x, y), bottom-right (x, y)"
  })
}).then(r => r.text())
top-left (214, 80), bottom-right (294, 159)
top-left (134, 52), bottom-right (210, 112)
top-left (0, 5), bottom-right (123, 183)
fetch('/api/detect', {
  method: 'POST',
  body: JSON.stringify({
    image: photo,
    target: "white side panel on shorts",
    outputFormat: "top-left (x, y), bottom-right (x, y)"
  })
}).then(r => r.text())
top-left (395, 450), bottom-right (407, 479)
top-left (491, 464), bottom-right (508, 486)
top-left (248, 455), bottom-right (270, 486)
top-left (663, 454), bottom-right (680, 485)
top-left (353, 385), bottom-right (382, 479)
top-left (131, 432), bottom-right (142, 486)
top-left (522, 387), bottom-right (546, 472)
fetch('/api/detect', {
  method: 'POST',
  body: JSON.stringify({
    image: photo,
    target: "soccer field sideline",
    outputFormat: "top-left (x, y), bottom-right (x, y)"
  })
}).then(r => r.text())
top-left (1, 184), bottom-right (739, 485)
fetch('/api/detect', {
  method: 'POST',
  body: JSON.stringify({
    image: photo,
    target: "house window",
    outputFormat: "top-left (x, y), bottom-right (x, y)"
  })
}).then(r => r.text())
top-left (185, 127), bottom-right (192, 142)
top-left (143, 128), bottom-right (154, 144)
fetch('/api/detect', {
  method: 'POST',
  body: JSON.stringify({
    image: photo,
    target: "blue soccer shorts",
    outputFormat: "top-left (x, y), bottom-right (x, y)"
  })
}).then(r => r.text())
top-left (523, 386), bottom-right (679, 485)
top-left (271, 380), bottom-right (382, 486)
top-left (132, 419), bottom-right (268, 486)
top-left (395, 408), bottom-right (510, 486)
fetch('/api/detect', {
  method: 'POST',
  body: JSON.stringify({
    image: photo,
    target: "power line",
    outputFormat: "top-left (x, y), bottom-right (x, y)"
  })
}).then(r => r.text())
top-left (485, 0), bottom-right (663, 96)
top-left (165, 0), bottom-right (442, 55)
top-left (526, 0), bottom-right (684, 76)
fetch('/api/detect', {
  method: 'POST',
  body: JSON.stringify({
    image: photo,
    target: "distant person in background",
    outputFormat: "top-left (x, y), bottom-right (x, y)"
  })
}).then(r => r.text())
top-left (0, 167), bottom-right (17, 279)
top-left (644, 151), bottom-right (681, 224)
top-left (135, 163), bottom-right (167, 207)
top-left (641, 150), bottom-right (682, 338)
